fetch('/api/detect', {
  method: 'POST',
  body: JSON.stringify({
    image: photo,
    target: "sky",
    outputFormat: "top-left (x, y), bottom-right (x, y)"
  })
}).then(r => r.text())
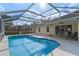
top-left (0, 3), bottom-right (79, 25)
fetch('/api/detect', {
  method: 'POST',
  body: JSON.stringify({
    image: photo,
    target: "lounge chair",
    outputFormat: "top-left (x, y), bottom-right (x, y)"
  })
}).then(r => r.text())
top-left (65, 31), bottom-right (72, 40)
top-left (71, 32), bottom-right (78, 41)
top-left (66, 32), bottom-right (78, 41)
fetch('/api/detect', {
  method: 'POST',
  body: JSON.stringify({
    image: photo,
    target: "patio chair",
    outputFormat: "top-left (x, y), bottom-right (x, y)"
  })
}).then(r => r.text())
top-left (65, 31), bottom-right (72, 40)
top-left (71, 32), bottom-right (78, 41)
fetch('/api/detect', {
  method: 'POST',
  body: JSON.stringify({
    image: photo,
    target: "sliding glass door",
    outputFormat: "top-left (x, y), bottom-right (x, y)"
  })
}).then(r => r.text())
top-left (55, 25), bottom-right (72, 37)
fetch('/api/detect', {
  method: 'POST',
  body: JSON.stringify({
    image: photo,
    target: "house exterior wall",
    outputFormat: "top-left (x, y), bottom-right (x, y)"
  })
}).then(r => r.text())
top-left (36, 21), bottom-right (78, 36)
top-left (36, 24), bottom-right (55, 36)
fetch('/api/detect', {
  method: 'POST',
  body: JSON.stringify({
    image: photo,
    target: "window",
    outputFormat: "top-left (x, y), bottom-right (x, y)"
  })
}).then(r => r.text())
top-left (55, 26), bottom-right (60, 35)
top-left (38, 27), bottom-right (40, 32)
top-left (47, 26), bottom-right (49, 32)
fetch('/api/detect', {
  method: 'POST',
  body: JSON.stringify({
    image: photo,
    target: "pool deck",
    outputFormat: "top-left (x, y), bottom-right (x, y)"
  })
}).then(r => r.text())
top-left (0, 36), bottom-right (9, 56)
top-left (0, 35), bottom-right (79, 56)
top-left (50, 37), bottom-right (79, 56)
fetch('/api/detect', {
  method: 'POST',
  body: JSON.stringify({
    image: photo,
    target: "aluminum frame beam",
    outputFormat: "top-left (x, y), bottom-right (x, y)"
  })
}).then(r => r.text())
top-left (48, 3), bottom-right (61, 21)
top-left (3, 9), bottom-right (45, 18)
top-left (18, 3), bottom-right (34, 19)
top-left (3, 16), bottom-right (38, 22)
top-left (41, 8), bottom-right (53, 14)
top-left (3, 14), bottom-right (22, 21)
top-left (19, 19), bottom-right (38, 22)
top-left (55, 7), bottom-right (79, 9)
top-left (3, 15), bottom-right (38, 22)
top-left (3, 17), bottom-right (19, 22)
top-left (48, 3), bottom-right (60, 12)
top-left (4, 18), bottom-right (37, 22)
top-left (27, 10), bottom-right (46, 18)
top-left (47, 12), bottom-right (59, 17)
top-left (60, 11), bottom-right (79, 14)
top-left (33, 8), bottom-right (54, 18)
top-left (22, 16), bottom-right (38, 20)
top-left (2, 4), bottom-right (79, 15)
top-left (3, 10), bottom-right (28, 14)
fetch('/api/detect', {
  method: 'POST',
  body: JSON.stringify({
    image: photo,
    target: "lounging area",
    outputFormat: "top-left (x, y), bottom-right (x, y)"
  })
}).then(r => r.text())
top-left (0, 3), bottom-right (79, 56)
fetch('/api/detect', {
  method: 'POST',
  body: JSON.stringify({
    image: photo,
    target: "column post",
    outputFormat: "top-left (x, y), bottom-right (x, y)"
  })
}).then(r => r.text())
top-left (78, 21), bottom-right (79, 41)
top-left (0, 12), bottom-right (5, 40)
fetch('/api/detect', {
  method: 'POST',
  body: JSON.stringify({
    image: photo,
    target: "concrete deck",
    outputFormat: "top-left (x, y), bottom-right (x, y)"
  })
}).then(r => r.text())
top-left (0, 35), bottom-right (79, 56)
top-left (0, 36), bottom-right (9, 56)
top-left (49, 37), bottom-right (79, 56)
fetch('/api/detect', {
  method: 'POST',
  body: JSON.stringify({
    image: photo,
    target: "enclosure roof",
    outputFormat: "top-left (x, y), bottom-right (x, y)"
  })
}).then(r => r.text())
top-left (0, 3), bottom-right (79, 25)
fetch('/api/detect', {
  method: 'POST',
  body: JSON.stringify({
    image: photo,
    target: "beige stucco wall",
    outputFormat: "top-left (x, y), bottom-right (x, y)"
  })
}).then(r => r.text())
top-left (36, 24), bottom-right (55, 36)
top-left (36, 24), bottom-right (54, 35)
top-left (36, 21), bottom-right (78, 36)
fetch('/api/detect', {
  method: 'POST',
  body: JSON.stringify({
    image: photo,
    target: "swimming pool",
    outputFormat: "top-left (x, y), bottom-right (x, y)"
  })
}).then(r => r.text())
top-left (8, 35), bottom-right (60, 56)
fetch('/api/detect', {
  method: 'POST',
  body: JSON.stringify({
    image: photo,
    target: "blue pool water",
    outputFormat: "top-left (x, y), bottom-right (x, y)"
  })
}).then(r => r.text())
top-left (8, 35), bottom-right (60, 56)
